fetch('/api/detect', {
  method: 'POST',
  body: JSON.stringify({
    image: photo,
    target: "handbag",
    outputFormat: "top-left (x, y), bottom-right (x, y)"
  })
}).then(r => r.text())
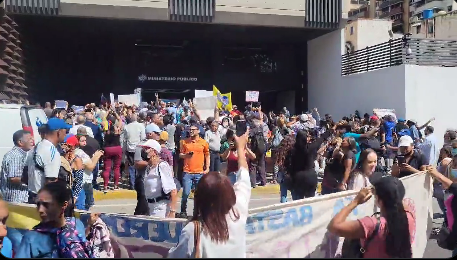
top-left (193, 221), bottom-right (201, 258)
top-left (341, 218), bottom-right (380, 258)
top-left (436, 225), bottom-right (454, 250)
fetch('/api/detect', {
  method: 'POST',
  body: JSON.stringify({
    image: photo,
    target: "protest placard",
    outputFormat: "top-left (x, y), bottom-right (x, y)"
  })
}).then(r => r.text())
top-left (245, 91), bottom-right (259, 102)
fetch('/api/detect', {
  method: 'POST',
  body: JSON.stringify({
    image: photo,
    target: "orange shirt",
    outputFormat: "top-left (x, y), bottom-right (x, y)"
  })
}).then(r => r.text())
top-left (180, 137), bottom-right (210, 174)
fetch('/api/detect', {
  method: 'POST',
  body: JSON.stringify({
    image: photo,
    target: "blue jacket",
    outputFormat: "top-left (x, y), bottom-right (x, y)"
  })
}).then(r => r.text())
top-left (14, 219), bottom-right (85, 258)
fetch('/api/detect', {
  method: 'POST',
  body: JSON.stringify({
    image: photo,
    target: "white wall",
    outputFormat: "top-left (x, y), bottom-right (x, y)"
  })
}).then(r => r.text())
top-left (355, 20), bottom-right (394, 50)
top-left (404, 65), bottom-right (457, 149)
top-left (308, 30), bottom-right (406, 120)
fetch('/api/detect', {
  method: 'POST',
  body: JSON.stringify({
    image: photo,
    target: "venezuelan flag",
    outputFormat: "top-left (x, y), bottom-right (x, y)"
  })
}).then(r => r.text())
top-left (212, 85), bottom-right (232, 111)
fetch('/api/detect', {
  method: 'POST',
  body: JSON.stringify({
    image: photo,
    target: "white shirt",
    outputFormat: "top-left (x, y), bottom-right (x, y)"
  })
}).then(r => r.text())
top-left (124, 121), bottom-right (146, 153)
top-left (417, 133), bottom-right (438, 166)
top-left (144, 162), bottom-right (176, 200)
top-left (168, 167), bottom-right (251, 258)
top-left (69, 124), bottom-right (94, 138)
top-left (348, 173), bottom-right (371, 191)
top-left (74, 148), bottom-right (93, 184)
top-left (27, 139), bottom-right (61, 194)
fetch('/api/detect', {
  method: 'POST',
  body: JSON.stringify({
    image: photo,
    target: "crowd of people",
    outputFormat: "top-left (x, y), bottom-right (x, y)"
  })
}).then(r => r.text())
top-left (0, 94), bottom-right (456, 258)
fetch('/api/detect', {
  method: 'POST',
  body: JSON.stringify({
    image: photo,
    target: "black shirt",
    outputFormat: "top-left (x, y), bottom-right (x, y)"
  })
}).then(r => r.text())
top-left (397, 150), bottom-right (427, 178)
top-left (331, 150), bottom-right (356, 182)
top-left (104, 133), bottom-right (121, 147)
top-left (81, 136), bottom-right (100, 157)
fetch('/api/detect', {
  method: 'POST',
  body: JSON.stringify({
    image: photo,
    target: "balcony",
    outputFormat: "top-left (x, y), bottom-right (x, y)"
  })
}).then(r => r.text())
top-left (342, 37), bottom-right (457, 75)
top-left (379, 6), bottom-right (403, 18)
top-left (350, 0), bottom-right (369, 4)
top-left (379, 0), bottom-right (404, 9)
top-left (413, 0), bottom-right (449, 15)
top-left (5, 0), bottom-right (60, 15)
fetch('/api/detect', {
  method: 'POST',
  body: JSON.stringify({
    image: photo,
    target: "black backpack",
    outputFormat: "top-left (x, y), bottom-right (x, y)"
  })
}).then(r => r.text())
top-left (251, 130), bottom-right (267, 154)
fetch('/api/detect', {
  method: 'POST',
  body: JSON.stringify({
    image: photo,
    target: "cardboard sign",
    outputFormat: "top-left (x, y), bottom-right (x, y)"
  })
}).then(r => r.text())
top-left (246, 91), bottom-right (259, 102)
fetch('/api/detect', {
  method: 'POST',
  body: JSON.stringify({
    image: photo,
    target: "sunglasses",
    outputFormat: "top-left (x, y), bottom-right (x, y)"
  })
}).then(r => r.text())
top-left (36, 201), bottom-right (51, 209)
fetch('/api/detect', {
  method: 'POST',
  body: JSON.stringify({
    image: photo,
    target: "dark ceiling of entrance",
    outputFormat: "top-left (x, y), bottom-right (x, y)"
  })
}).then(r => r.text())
top-left (11, 15), bottom-right (327, 45)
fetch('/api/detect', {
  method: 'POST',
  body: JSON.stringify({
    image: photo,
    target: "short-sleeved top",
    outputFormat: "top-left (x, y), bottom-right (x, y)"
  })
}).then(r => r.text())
top-left (343, 132), bottom-right (362, 163)
top-left (1, 236), bottom-right (13, 258)
top-left (358, 211), bottom-right (416, 258)
top-left (27, 140), bottom-right (61, 194)
top-left (74, 148), bottom-right (93, 184)
top-left (330, 150), bottom-right (356, 182)
top-left (180, 137), bottom-right (209, 174)
top-left (134, 146), bottom-right (147, 178)
top-left (397, 150), bottom-right (427, 178)
top-left (144, 162), bottom-right (176, 200)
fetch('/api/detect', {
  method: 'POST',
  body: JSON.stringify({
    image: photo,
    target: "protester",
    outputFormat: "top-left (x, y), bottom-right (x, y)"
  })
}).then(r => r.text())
top-left (86, 213), bottom-right (114, 258)
top-left (391, 135), bottom-right (427, 178)
top-left (102, 121), bottom-right (122, 192)
top-left (27, 118), bottom-right (71, 204)
top-left (347, 148), bottom-right (377, 191)
top-left (426, 166), bottom-right (457, 256)
top-left (69, 115), bottom-right (94, 138)
top-left (417, 125), bottom-right (439, 166)
top-left (140, 139), bottom-right (178, 218)
top-left (178, 124), bottom-right (210, 218)
top-left (274, 135), bottom-right (295, 203)
top-left (205, 120), bottom-right (222, 172)
top-left (168, 130), bottom-right (251, 258)
top-left (74, 134), bottom-right (104, 210)
top-left (0, 194), bottom-right (12, 258)
top-left (15, 181), bottom-right (91, 258)
top-left (124, 114), bottom-right (146, 190)
top-left (327, 176), bottom-right (415, 258)
top-left (0, 130), bottom-right (33, 203)
top-left (61, 135), bottom-right (85, 210)
top-left (220, 129), bottom-right (256, 185)
top-left (159, 131), bottom-right (174, 167)
top-left (249, 114), bottom-right (269, 187)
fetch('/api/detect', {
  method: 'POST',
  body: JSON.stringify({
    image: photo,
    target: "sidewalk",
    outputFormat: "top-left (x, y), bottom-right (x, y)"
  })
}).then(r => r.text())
top-left (93, 183), bottom-right (281, 201)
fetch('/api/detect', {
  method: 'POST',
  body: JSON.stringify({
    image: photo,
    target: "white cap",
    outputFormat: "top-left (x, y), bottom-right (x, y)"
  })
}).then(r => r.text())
top-left (398, 135), bottom-right (414, 147)
top-left (138, 139), bottom-right (161, 153)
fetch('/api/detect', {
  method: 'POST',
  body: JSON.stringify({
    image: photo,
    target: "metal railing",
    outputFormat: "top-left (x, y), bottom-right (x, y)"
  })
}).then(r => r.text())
top-left (305, 0), bottom-right (341, 29)
top-left (5, 0), bottom-right (60, 15)
top-left (168, 0), bottom-right (215, 22)
top-left (342, 36), bottom-right (457, 75)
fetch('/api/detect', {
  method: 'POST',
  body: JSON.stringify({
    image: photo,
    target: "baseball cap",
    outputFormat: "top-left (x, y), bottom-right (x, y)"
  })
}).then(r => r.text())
top-left (76, 126), bottom-right (88, 136)
top-left (138, 139), bottom-right (161, 153)
top-left (64, 134), bottom-right (78, 146)
top-left (370, 115), bottom-right (379, 121)
top-left (47, 118), bottom-right (72, 131)
top-left (398, 135), bottom-right (414, 147)
top-left (397, 118), bottom-right (406, 122)
top-left (160, 131), bottom-right (169, 142)
top-left (299, 114), bottom-right (308, 122)
top-left (146, 123), bottom-right (161, 134)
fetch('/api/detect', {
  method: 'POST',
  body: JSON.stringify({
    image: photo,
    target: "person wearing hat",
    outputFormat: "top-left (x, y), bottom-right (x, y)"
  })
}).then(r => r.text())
top-left (26, 118), bottom-right (72, 204)
top-left (391, 135), bottom-right (427, 178)
top-left (158, 131), bottom-right (173, 167)
top-left (61, 135), bottom-right (85, 210)
top-left (139, 139), bottom-right (178, 218)
top-left (77, 127), bottom-right (101, 190)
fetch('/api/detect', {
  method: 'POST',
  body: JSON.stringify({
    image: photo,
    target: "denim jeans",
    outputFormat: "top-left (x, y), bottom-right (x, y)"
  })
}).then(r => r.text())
top-left (209, 152), bottom-right (221, 172)
top-left (280, 181), bottom-right (288, 203)
top-left (83, 183), bottom-right (94, 210)
top-left (180, 173), bottom-right (203, 213)
top-left (227, 172), bottom-right (237, 185)
top-left (74, 188), bottom-right (86, 210)
top-left (129, 165), bottom-right (136, 189)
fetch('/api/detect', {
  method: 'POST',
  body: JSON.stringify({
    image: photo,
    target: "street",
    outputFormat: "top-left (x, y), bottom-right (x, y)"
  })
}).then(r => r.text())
top-left (91, 193), bottom-right (452, 258)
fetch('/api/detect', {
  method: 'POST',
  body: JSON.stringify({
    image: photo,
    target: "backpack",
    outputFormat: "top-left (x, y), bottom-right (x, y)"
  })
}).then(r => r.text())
top-left (341, 214), bottom-right (380, 258)
top-left (250, 129), bottom-right (267, 154)
top-left (271, 128), bottom-right (284, 148)
top-left (34, 217), bottom-right (94, 258)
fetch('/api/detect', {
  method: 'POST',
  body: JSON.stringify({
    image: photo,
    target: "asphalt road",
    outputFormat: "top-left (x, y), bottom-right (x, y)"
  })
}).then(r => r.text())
top-left (92, 194), bottom-right (453, 258)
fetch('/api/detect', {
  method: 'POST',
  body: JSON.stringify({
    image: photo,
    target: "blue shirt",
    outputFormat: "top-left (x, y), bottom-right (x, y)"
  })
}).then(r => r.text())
top-left (14, 219), bottom-right (86, 258)
top-left (343, 132), bottom-right (361, 164)
top-left (1, 236), bottom-right (12, 258)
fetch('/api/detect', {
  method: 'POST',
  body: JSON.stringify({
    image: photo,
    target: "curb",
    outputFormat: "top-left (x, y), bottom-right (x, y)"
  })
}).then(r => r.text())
top-left (93, 184), bottom-right (282, 202)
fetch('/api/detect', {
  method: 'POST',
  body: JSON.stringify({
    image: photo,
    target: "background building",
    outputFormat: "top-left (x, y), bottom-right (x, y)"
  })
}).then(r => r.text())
top-left (344, 19), bottom-right (402, 52)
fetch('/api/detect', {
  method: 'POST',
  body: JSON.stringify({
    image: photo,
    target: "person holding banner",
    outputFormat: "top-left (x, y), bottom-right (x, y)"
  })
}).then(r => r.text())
top-left (168, 130), bottom-right (251, 258)
top-left (327, 176), bottom-right (415, 258)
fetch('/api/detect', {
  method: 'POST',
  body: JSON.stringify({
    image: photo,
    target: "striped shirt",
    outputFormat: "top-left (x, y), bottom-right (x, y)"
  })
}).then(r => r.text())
top-left (0, 146), bottom-right (29, 203)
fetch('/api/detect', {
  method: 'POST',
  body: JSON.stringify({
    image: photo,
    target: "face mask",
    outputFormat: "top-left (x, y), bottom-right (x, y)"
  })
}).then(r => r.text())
top-left (450, 169), bottom-right (457, 179)
top-left (141, 149), bottom-right (150, 161)
top-left (452, 148), bottom-right (457, 157)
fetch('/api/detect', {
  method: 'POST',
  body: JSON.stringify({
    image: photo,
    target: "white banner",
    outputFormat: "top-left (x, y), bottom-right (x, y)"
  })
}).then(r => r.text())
top-left (195, 90), bottom-right (213, 98)
top-left (6, 173), bottom-right (433, 258)
top-left (194, 96), bottom-right (216, 121)
top-left (246, 173), bottom-right (433, 258)
top-left (118, 94), bottom-right (140, 106)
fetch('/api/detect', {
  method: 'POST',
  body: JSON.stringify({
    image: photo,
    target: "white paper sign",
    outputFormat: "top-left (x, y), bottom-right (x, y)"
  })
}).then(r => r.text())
top-left (55, 100), bottom-right (67, 109)
top-left (195, 90), bottom-right (213, 98)
top-left (109, 93), bottom-right (115, 107)
top-left (373, 108), bottom-right (397, 121)
top-left (246, 91), bottom-right (259, 102)
top-left (118, 94), bottom-right (140, 106)
top-left (194, 96), bottom-right (216, 121)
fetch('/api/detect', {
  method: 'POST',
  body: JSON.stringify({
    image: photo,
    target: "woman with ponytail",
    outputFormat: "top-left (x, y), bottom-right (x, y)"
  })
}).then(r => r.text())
top-left (327, 176), bottom-right (415, 258)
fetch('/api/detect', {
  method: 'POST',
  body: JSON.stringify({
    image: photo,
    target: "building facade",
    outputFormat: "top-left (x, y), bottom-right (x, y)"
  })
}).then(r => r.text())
top-left (344, 19), bottom-right (402, 52)
top-left (410, 10), bottom-right (457, 38)
top-left (3, 0), bottom-right (344, 113)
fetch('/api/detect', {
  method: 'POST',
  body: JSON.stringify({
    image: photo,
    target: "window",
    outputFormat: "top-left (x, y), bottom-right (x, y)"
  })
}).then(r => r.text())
top-left (350, 26), bottom-right (354, 35)
top-left (416, 25), bottom-right (421, 34)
